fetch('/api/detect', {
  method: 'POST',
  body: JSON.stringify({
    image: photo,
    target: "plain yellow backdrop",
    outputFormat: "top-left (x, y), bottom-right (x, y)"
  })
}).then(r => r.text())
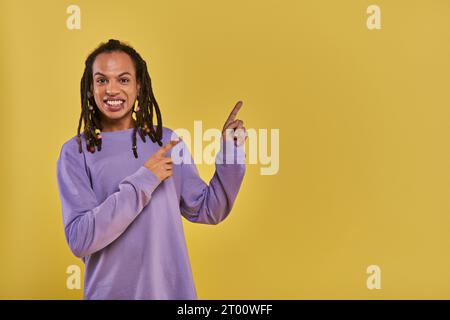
top-left (1, 0), bottom-right (450, 299)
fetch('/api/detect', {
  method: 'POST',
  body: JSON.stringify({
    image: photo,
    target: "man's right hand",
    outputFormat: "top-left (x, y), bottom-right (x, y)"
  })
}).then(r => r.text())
top-left (143, 139), bottom-right (181, 181)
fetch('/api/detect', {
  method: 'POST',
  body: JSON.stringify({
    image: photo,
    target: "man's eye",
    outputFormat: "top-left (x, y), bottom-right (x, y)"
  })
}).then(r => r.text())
top-left (96, 78), bottom-right (106, 84)
top-left (120, 78), bottom-right (130, 84)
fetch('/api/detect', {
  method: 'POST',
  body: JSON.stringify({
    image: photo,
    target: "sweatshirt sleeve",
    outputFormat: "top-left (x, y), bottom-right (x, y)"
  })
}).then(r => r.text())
top-left (178, 138), bottom-right (246, 225)
top-left (56, 138), bottom-right (161, 258)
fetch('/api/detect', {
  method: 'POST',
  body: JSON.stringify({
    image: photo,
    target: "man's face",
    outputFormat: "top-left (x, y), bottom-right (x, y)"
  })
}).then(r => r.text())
top-left (91, 51), bottom-right (140, 124)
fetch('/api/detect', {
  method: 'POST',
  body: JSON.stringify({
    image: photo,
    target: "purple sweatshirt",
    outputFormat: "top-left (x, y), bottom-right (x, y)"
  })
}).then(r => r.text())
top-left (56, 126), bottom-right (245, 299)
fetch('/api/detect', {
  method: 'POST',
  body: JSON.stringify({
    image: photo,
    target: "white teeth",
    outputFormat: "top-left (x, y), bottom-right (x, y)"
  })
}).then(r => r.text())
top-left (105, 100), bottom-right (124, 106)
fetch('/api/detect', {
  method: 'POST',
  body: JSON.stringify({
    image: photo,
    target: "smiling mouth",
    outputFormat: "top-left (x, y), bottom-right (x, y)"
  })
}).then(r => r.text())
top-left (103, 99), bottom-right (125, 111)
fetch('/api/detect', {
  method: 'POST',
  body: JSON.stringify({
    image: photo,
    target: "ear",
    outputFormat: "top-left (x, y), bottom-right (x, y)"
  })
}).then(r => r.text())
top-left (137, 82), bottom-right (141, 94)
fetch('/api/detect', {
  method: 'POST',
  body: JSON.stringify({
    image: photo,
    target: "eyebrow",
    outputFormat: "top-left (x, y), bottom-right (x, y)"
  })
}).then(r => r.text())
top-left (93, 72), bottom-right (132, 77)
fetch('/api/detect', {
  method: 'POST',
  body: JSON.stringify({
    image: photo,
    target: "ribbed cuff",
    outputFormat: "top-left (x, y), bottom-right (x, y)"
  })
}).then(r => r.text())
top-left (125, 166), bottom-right (162, 197)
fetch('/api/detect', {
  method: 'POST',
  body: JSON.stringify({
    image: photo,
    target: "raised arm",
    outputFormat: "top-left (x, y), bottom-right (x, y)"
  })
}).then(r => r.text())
top-left (179, 101), bottom-right (247, 224)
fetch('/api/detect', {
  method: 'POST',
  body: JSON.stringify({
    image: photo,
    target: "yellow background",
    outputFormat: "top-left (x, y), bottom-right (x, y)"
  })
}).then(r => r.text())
top-left (1, 0), bottom-right (450, 299)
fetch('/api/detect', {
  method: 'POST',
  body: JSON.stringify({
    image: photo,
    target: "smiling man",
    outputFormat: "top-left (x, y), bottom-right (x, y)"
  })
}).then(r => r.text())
top-left (56, 39), bottom-right (247, 299)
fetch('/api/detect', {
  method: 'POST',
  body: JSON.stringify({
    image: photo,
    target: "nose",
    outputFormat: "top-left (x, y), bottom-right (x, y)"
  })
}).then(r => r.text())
top-left (106, 80), bottom-right (120, 95)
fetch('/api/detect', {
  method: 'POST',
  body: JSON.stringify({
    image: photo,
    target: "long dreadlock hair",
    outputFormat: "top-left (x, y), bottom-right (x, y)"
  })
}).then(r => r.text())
top-left (77, 39), bottom-right (163, 158)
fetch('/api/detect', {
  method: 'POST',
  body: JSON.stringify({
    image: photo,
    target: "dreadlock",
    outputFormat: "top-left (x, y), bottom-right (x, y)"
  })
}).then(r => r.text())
top-left (77, 39), bottom-right (163, 158)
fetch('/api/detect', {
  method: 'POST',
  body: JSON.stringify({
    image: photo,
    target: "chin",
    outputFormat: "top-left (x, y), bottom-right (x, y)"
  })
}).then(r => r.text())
top-left (100, 107), bottom-right (132, 120)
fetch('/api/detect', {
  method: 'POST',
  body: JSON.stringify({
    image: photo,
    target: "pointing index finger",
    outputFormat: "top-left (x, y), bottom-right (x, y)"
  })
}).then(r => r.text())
top-left (156, 139), bottom-right (181, 156)
top-left (225, 101), bottom-right (243, 126)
